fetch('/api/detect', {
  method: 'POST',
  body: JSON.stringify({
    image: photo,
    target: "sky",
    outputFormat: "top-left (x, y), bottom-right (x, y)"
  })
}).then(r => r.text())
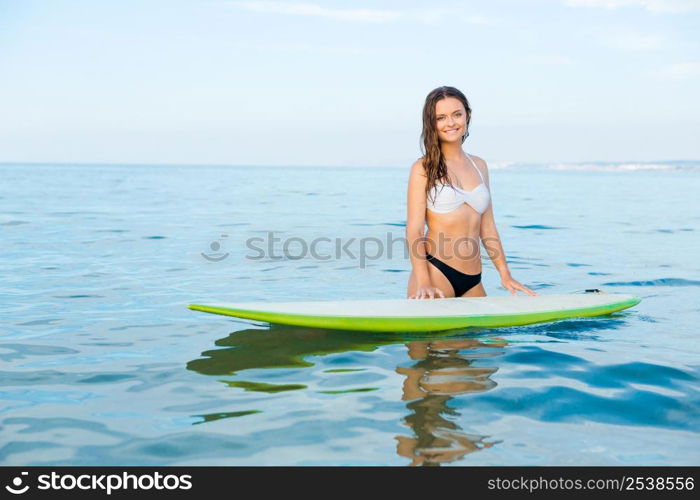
top-left (1, 0), bottom-right (699, 166)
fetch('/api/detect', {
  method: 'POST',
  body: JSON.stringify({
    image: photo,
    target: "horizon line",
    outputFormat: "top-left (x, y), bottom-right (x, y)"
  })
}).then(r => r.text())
top-left (1, 159), bottom-right (699, 169)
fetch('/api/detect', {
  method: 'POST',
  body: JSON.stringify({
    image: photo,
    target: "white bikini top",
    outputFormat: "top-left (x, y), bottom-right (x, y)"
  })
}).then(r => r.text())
top-left (426, 154), bottom-right (491, 214)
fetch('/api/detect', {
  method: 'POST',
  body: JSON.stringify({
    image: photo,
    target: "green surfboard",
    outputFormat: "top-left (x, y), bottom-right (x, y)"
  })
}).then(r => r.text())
top-left (189, 292), bottom-right (641, 332)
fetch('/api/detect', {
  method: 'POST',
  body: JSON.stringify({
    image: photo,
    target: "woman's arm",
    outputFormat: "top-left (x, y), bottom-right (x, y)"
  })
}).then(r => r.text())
top-left (406, 159), bottom-right (431, 286)
top-left (475, 157), bottom-right (538, 296)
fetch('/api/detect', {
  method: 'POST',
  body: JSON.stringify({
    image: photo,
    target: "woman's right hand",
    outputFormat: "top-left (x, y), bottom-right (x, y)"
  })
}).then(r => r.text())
top-left (409, 284), bottom-right (446, 300)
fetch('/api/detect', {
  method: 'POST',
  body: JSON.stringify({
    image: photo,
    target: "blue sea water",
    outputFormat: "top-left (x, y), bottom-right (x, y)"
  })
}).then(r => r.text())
top-left (1, 162), bottom-right (699, 466)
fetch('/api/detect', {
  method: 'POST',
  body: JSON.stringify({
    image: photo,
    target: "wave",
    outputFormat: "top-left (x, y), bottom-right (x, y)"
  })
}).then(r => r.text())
top-left (602, 278), bottom-right (700, 287)
top-left (475, 160), bottom-right (700, 172)
top-left (546, 161), bottom-right (700, 172)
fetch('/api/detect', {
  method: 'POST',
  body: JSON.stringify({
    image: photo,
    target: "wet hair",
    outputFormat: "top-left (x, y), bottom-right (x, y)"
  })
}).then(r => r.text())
top-left (420, 86), bottom-right (472, 202)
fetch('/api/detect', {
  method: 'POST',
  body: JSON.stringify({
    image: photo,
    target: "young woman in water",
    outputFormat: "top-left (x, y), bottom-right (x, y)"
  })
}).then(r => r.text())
top-left (406, 86), bottom-right (537, 299)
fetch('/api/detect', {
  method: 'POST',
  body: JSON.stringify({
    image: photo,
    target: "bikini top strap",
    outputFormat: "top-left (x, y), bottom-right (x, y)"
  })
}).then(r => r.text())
top-left (467, 154), bottom-right (485, 183)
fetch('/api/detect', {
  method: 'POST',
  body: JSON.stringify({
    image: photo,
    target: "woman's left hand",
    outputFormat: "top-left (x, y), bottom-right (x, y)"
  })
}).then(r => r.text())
top-left (501, 274), bottom-right (538, 296)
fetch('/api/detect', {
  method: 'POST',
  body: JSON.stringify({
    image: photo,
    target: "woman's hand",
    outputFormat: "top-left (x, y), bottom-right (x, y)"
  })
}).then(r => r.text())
top-left (409, 284), bottom-right (446, 299)
top-left (501, 274), bottom-right (538, 296)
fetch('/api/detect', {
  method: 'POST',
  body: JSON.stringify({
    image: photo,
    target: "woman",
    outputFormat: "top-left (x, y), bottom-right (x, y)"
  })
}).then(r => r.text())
top-left (406, 86), bottom-right (537, 299)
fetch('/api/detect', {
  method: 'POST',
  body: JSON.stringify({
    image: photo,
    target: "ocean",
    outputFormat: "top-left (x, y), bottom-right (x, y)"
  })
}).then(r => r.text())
top-left (1, 161), bottom-right (699, 465)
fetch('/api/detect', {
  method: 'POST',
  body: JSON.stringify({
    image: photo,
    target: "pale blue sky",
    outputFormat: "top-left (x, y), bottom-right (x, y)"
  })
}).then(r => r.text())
top-left (1, 0), bottom-right (699, 165)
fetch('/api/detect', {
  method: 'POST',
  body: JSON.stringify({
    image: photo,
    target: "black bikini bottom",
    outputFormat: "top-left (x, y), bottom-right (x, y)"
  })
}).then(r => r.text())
top-left (425, 252), bottom-right (481, 297)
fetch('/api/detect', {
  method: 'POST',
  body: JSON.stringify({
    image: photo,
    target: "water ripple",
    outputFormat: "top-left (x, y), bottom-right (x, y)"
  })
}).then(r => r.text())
top-left (603, 278), bottom-right (700, 287)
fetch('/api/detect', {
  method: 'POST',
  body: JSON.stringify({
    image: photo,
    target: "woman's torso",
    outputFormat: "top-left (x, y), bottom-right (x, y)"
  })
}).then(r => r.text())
top-left (424, 154), bottom-right (490, 274)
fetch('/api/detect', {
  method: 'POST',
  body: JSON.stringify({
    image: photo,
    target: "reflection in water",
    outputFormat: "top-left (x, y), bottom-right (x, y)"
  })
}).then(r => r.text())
top-left (192, 409), bottom-right (262, 425)
top-left (396, 339), bottom-right (506, 466)
top-left (187, 325), bottom-right (403, 376)
top-left (186, 325), bottom-right (409, 424)
top-left (187, 325), bottom-right (506, 465)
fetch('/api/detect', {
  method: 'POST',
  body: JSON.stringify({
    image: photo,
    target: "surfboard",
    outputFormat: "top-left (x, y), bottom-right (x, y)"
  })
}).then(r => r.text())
top-left (188, 292), bottom-right (641, 332)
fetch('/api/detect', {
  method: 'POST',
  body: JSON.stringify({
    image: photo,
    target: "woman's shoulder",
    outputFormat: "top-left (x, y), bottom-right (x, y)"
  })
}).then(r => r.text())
top-left (468, 153), bottom-right (488, 169)
top-left (409, 157), bottom-right (427, 177)
top-left (468, 153), bottom-right (490, 178)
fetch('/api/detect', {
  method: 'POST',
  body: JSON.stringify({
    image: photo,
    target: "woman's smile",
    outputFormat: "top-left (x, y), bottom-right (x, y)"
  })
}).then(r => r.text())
top-left (442, 126), bottom-right (462, 138)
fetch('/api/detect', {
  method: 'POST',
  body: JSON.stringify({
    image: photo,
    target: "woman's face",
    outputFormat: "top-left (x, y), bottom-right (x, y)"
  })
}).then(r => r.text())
top-left (435, 97), bottom-right (467, 143)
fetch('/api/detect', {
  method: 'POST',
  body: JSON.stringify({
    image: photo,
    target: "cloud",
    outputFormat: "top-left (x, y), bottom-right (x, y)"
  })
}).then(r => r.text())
top-left (603, 32), bottom-right (666, 51)
top-left (653, 61), bottom-right (700, 80)
top-left (231, 1), bottom-right (399, 22)
top-left (526, 54), bottom-right (574, 65)
top-left (564, 0), bottom-right (700, 13)
top-left (230, 1), bottom-right (496, 24)
top-left (227, 40), bottom-right (429, 57)
top-left (458, 13), bottom-right (495, 25)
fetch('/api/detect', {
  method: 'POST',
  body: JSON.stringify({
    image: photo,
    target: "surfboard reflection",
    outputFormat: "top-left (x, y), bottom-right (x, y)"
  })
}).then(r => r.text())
top-left (187, 325), bottom-right (403, 376)
top-left (186, 325), bottom-right (505, 465)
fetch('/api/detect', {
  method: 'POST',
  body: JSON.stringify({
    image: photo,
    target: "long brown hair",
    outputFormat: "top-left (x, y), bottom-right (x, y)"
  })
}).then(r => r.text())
top-left (420, 86), bottom-right (472, 202)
